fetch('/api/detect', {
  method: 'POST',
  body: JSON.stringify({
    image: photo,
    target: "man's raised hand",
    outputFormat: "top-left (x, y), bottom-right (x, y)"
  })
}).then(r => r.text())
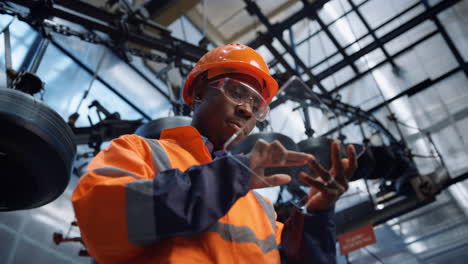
top-left (246, 139), bottom-right (313, 189)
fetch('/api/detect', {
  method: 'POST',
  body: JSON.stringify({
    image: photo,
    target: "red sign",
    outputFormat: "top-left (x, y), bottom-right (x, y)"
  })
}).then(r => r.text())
top-left (338, 224), bottom-right (376, 255)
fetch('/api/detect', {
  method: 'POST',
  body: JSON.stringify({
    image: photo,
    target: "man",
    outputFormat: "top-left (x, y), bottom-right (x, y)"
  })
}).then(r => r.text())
top-left (72, 43), bottom-right (356, 264)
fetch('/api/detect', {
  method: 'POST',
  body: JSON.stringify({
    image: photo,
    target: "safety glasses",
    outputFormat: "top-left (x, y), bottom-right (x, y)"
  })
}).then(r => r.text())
top-left (207, 77), bottom-right (269, 121)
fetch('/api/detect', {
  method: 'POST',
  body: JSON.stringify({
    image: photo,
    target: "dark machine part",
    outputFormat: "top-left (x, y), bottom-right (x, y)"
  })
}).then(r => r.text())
top-left (134, 116), bottom-right (192, 139)
top-left (274, 202), bottom-right (297, 223)
top-left (72, 119), bottom-right (144, 145)
top-left (273, 76), bottom-right (401, 147)
top-left (53, 220), bottom-right (91, 258)
top-left (335, 200), bottom-right (375, 235)
top-left (72, 98), bottom-right (143, 155)
top-left (76, 100), bottom-right (124, 155)
top-left (3, 19), bottom-right (47, 95)
top-left (297, 137), bottom-right (370, 182)
top-left (367, 146), bottom-right (397, 180)
top-left (231, 132), bottom-right (300, 178)
top-left (231, 132), bottom-right (307, 199)
top-left (8, 70), bottom-right (44, 95)
top-left (365, 145), bottom-right (419, 197)
top-left (88, 100), bottom-right (121, 121)
top-left (2, 0), bottom-right (207, 63)
top-left (298, 137), bottom-right (341, 171)
top-left (349, 148), bottom-right (376, 182)
top-left (0, 88), bottom-right (76, 211)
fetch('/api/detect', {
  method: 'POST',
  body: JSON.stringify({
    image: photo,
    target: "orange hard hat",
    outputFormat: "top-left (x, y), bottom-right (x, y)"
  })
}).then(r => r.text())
top-left (183, 43), bottom-right (278, 106)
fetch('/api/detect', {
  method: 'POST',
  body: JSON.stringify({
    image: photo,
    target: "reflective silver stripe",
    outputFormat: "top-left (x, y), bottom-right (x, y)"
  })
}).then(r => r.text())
top-left (126, 179), bottom-right (157, 246)
top-left (142, 137), bottom-right (171, 172)
top-left (204, 193), bottom-right (279, 254)
top-left (206, 222), bottom-right (278, 254)
top-left (91, 166), bottom-right (141, 180)
top-left (90, 165), bottom-right (156, 245)
top-left (126, 137), bottom-right (172, 246)
top-left (253, 191), bottom-right (276, 232)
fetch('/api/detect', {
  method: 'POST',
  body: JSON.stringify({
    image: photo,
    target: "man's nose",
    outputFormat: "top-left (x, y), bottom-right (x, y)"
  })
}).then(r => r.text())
top-left (235, 102), bottom-right (254, 119)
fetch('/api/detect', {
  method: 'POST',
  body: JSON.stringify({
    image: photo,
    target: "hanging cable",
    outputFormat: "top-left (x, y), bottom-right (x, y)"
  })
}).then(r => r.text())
top-left (358, 121), bottom-right (375, 206)
top-left (411, 153), bottom-right (439, 159)
top-left (76, 51), bottom-right (106, 112)
top-left (392, 119), bottom-right (423, 131)
top-left (68, 50), bottom-right (107, 126)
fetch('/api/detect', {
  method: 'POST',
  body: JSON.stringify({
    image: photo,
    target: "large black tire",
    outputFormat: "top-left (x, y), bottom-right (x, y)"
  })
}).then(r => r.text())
top-left (135, 116), bottom-right (192, 139)
top-left (0, 88), bottom-right (76, 211)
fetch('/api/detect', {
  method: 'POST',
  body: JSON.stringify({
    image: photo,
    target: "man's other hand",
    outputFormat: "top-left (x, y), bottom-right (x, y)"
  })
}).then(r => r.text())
top-left (299, 141), bottom-right (358, 211)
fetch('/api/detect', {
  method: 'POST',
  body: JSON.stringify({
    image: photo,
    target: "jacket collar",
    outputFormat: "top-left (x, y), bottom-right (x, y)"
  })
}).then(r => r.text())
top-left (159, 126), bottom-right (214, 163)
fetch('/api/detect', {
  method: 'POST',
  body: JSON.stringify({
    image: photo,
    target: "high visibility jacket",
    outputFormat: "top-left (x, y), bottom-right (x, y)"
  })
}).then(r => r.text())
top-left (72, 126), bottom-right (337, 264)
top-left (72, 126), bottom-right (283, 264)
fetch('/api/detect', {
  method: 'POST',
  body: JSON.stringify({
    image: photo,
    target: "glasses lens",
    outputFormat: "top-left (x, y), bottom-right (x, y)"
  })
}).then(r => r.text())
top-left (222, 79), bottom-right (268, 120)
top-left (207, 78), bottom-right (269, 120)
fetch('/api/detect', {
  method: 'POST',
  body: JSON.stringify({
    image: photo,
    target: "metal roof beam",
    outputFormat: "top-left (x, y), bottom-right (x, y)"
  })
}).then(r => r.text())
top-left (247, 0), bottom-right (331, 49)
top-left (347, 0), bottom-right (397, 69)
top-left (244, 0), bottom-right (330, 95)
top-left (313, 0), bottom-right (461, 82)
top-left (421, 0), bottom-right (468, 79)
top-left (5, 0), bottom-right (207, 62)
top-left (330, 29), bottom-right (439, 94)
top-left (302, 0), bottom-right (360, 74)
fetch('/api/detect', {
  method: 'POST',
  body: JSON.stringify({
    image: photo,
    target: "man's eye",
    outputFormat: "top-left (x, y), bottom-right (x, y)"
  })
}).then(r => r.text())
top-left (230, 87), bottom-right (245, 99)
top-left (252, 100), bottom-right (261, 112)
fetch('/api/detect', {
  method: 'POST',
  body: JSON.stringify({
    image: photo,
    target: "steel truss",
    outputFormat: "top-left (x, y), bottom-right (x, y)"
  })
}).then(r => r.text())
top-left (1, 0), bottom-right (466, 146)
top-left (245, 0), bottom-right (464, 139)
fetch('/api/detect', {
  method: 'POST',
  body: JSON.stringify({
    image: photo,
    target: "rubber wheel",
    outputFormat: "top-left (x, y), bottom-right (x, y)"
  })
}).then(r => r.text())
top-left (0, 88), bottom-right (76, 211)
top-left (135, 116), bottom-right (192, 139)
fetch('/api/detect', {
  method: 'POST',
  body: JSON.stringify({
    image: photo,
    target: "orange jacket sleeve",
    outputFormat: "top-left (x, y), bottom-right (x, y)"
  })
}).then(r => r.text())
top-left (72, 134), bottom-right (155, 264)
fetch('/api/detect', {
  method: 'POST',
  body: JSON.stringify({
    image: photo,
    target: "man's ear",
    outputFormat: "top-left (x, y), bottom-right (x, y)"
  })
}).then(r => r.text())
top-left (193, 94), bottom-right (202, 104)
top-left (191, 71), bottom-right (211, 107)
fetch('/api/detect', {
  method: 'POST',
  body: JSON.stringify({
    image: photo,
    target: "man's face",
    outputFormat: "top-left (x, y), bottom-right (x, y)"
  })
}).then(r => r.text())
top-left (191, 73), bottom-right (263, 150)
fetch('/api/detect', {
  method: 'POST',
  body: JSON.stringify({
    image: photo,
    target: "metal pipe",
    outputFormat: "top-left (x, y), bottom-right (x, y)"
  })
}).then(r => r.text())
top-left (301, 103), bottom-right (314, 137)
top-left (19, 34), bottom-right (42, 71)
top-left (29, 38), bottom-right (50, 74)
top-left (2, 17), bottom-right (14, 87)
